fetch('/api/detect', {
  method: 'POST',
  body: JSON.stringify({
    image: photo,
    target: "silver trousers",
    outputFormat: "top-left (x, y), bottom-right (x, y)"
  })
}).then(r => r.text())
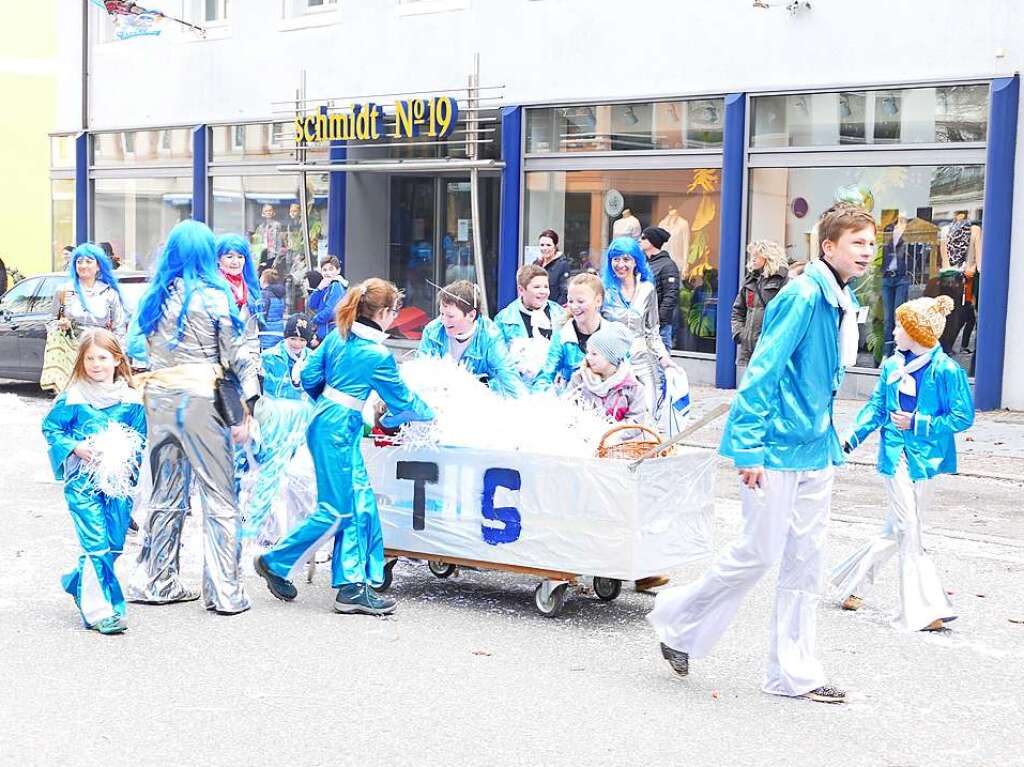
top-left (831, 458), bottom-right (955, 631)
top-left (126, 386), bottom-right (251, 614)
top-left (649, 467), bottom-right (834, 697)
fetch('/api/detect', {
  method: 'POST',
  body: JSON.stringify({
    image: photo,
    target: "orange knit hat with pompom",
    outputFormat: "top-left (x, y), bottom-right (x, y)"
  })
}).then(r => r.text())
top-left (895, 295), bottom-right (954, 348)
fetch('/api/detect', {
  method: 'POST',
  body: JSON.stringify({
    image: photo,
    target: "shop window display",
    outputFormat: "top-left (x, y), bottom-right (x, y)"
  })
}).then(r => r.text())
top-left (747, 165), bottom-right (984, 373)
top-left (93, 177), bottom-right (194, 272)
top-left (524, 168), bottom-right (722, 354)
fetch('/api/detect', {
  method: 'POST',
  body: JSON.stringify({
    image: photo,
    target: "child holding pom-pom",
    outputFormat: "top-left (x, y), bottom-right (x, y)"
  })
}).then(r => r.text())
top-left (41, 328), bottom-right (146, 635)
top-left (831, 295), bottom-right (973, 632)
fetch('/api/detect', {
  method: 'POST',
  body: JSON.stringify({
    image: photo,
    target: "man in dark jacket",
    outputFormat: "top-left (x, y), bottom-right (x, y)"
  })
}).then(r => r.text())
top-left (640, 226), bottom-right (680, 349)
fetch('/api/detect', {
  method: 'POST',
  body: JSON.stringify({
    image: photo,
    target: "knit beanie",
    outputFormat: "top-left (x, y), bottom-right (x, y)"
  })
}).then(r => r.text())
top-left (284, 313), bottom-right (315, 341)
top-left (895, 295), bottom-right (954, 348)
top-left (641, 226), bottom-right (671, 250)
top-left (588, 321), bottom-right (633, 366)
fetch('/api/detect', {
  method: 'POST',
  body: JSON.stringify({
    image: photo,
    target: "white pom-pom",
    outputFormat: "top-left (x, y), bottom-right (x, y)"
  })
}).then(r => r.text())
top-left (80, 422), bottom-right (144, 499)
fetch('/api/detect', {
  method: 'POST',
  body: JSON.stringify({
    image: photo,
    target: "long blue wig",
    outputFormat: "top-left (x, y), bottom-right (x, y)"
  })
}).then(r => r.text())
top-left (135, 219), bottom-right (244, 341)
top-left (601, 236), bottom-right (653, 296)
top-left (214, 232), bottom-right (261, 308)
top-left (69, 243), bottom-right (124, 317)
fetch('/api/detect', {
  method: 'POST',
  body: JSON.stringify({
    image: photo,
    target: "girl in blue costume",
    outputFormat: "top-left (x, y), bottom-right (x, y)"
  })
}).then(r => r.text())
top-left (243, 314), bottom-right (316, 544)
top-left (417, 279), bottom-right (526, 398)
top-left (42, 329), bottom-right (146, 635)
top-left (832, 295), bottom-right (973, 632)
top-left (255, 278), bottom-right (433, 615)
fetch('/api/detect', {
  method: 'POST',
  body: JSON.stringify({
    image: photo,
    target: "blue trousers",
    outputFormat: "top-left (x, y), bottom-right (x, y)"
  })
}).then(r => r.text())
top-left (881, 274), bottom-right (910, 357)
top-left (61, 472), bottom-right (131, 627)
top-left (262, 405), bottom-right (385, 588)
top-left (660, 324), bottom-right (674, 350)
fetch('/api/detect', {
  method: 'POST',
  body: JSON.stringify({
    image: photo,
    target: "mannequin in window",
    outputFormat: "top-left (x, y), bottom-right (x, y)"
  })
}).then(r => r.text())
top-left (256, 204), bottom-right (283, 263)
top-left (612, 208), bottom-right (641, 240)
top-left (938, 210), bottom-right (982, 355)
top-left (880, 211), bottom-right (911, 357)
top-left (658, 207), bottom-right (691, 277)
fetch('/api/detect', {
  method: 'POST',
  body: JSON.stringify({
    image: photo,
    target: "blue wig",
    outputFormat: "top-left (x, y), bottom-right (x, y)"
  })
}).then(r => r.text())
top-left (135, 219), bottom-right (244, 341)
top-left (215, 232), bottom-right (261, 307)
top-left (601, 237), bottom-right (653, 295)
top-left (69, 243), bottom-right (124, 317)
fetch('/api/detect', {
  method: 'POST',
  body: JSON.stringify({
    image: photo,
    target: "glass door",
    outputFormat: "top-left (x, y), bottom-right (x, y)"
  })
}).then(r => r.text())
top-left (389, 177), bottom-right (436, 339)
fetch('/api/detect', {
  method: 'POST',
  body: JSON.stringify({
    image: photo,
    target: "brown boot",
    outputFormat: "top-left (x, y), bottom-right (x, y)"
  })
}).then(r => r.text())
top-left (841, 595), bottom-right (864, 611)
top-left (635, 576), bottom-right (670, 592)
top-left (920, 619), bottom-right (950, 632)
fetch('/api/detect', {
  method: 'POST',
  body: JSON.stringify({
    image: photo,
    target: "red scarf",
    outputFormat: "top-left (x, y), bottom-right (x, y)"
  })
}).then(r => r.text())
top-left (223, 271), bottom-right (247, 308)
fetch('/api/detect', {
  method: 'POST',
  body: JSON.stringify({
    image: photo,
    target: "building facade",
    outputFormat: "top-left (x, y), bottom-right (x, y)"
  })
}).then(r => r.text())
top-left (49, 0), bottom-right (1024, 409)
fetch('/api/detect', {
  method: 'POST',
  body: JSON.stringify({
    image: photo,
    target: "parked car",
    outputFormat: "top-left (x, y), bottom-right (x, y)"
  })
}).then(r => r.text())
top-left (0, 272), bottom-right (149, 384)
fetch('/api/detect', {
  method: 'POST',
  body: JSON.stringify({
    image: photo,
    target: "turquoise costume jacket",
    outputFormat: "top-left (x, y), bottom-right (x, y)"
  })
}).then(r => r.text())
top-left (845, 347), bottom-right (974, 480)
top-left (417, 316), bottom-right (527, 398)
top-left (260, 341), bottom-right (309, 401)
top-left (720, 263), bottom-right (857, 471)
top-left (493, 299), bottom-right (567, 346)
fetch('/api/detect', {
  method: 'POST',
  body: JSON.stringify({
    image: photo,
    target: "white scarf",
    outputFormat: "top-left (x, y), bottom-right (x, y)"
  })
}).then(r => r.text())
top-left (809, 260), bottom-right (858, 368)
top-left (886, 347), bottom-right (935, 399)
top-left (578, 360), bottom-right (634, 398)
top-left (525, 303), bottom-right (552, 333)
top-left (69, 378), bottom-right (135, 410)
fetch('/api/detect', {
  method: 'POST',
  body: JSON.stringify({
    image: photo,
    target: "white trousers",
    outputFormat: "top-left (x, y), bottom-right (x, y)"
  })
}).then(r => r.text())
top-left (649, 467), bottom-right (833, 697)
top-left (830, 458), bottom-right (955, 632)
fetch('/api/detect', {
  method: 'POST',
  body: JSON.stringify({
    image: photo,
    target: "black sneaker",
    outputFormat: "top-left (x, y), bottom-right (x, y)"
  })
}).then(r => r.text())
top-left (800, 685), bottom-right (847, 704)
top-left (254, 554), bottom-right (297, 601)
top-left (660, 642), bottom-right (689, 677)
top-left (334, 583), bottom-right (397, 616)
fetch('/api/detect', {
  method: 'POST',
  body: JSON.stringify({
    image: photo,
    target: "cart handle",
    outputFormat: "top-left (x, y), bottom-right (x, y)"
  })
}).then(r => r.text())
top-left (627, 402), bottom-right (731, 471)
top-left (597, 423), bottom-right (662, 452)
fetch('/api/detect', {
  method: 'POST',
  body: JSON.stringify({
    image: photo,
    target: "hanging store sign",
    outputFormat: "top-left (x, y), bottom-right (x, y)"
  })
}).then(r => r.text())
top-left (294, 96), bottom-right (461, 143)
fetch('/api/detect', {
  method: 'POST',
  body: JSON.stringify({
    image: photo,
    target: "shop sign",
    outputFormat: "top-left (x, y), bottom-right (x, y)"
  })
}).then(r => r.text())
top-left (294, 95), bottom-right (460, 143)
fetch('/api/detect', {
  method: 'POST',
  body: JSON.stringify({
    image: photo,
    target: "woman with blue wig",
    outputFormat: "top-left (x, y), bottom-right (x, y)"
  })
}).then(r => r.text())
top-left (600, 236), bottom-right (675, 419)
top-left (125, 220), bottom-right (260, 616)
top-left (43, 244), bottom-right (128, 393)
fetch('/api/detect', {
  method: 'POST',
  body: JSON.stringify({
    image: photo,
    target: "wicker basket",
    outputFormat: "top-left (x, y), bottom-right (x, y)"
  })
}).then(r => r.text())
top-left (595, 424), bottom-right (663, 460)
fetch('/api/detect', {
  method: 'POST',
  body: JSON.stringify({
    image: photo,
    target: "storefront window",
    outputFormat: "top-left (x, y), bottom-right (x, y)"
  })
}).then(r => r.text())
top-left (210, 122), bottom-right (314, 162)
top-left (211, 173), bottom-right (329, 309)
top-left (748, 164), bottom-right (984, 373)
top-left (389, 176), bottom-right (500, 340)
top-left (526, 100), bottom-right (724, 154)
top-left (93, 129), bottom-right (193, 166)
top-left (51, 180), bottom-right (75, 270)
top-left (751, 85), bottom-right (988, 148)
top-left (93, 177), bottom-right (193, 272)
top-left (51, 135), bottom-right (75, 169)
top-left (524, 168), bottom-right (722, 354)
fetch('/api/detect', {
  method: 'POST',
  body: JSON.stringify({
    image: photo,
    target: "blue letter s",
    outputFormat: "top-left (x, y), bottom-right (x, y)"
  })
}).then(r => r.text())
top-left (481, 468), bottom-right (521, 545)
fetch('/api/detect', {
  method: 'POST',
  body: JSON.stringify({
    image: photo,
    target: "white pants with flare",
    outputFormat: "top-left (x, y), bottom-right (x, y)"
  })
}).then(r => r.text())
top-left (648, 467), bottom-right (834, 697)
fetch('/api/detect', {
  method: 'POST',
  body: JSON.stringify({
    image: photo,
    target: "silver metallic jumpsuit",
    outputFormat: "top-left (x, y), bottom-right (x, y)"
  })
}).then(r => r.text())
top-left (601, 280), bottom-right (670, 420)
top-left (126, 278), bottom-right (260, 613)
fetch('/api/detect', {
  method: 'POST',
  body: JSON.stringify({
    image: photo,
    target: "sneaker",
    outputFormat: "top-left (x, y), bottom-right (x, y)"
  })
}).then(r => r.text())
top-left (254, 554), bottom-right (297, 602)
top-left (841, 595), bottom-right (864, 611)
top-left (94, 615), bottom-right (127, 635)
top-left (800, 685), bottom-right (847, 704)
top-left (635, 576), bottom-right (670, 592)
top-left (334, 583), bottom-right (397, 616)
top-left (920, 619), bottom-right (951, 633)
top-left (660, 642), bottom-right (689, 677)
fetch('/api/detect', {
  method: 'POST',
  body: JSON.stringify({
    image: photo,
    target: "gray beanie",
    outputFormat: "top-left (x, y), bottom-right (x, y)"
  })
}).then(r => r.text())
top-left (588, 321), bottom-right (632, 366)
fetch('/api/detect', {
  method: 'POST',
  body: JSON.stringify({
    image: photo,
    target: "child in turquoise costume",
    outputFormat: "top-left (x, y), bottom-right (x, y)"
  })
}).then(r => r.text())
top-left (493, 263), bottom-right (567, 385)
top-left (535, 272), bottom-right (612, 392)
top-left (243, 314), bottom-right (316, 544)
top-left (255, 279), bottom-right (433, 615)
top-left (832, 295), bottom-right (973, 632)
top-left (417, 279), bottom-right (527, 398)
top-left (41, 329), bottom-right (146, 635)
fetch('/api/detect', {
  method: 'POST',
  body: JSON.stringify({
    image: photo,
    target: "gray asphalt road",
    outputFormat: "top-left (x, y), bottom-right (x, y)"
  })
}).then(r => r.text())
top-left (1, 383), bottom-right (1022, 767)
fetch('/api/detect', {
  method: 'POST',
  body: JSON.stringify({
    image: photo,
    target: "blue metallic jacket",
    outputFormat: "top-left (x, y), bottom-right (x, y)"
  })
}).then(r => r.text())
top-left (260, 341), bottom-right (309, 401)
top-left (845, 347), bottom-right (974, 479)
top-left (534, 319), bottom-right (587, 392)
top-left (720, 263), bottom-right (857, 471)
top-left (493, 299), bottom-right (567, 346)
top-left (41, 385), bottom-right (147, 481)
top-left (417, 316), bottom-right (527, 398)
top-left (302, 321), bottom-right (434, 426)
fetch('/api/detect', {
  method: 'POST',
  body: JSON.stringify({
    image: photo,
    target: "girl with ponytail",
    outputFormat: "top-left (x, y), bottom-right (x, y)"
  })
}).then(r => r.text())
top-left (255, 278), bottom-right (433, 616)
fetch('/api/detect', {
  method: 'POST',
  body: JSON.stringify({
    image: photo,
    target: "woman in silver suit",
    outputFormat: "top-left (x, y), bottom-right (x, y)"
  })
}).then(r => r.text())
top-left (126, 220), bottom-right (260, 615)
top-left (600, 236), bottom-right (677, 421)
top-left (52, 243), bottom-right (127, 339)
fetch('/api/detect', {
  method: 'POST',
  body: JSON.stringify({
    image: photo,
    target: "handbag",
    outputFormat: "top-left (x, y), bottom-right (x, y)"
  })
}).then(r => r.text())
top-left (40, 290), bottom-right (77, 394)
top-left (214, 370), bottom-right (247, 427)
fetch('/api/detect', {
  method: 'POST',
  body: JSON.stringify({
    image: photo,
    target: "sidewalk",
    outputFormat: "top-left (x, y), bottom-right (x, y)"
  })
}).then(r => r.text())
top-left (685, 385), bottom-right (1024, 483)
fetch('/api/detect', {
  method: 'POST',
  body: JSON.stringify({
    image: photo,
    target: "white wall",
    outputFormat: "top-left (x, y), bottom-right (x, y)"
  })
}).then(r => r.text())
top-left (54, 0), bottom-right (1024, 407)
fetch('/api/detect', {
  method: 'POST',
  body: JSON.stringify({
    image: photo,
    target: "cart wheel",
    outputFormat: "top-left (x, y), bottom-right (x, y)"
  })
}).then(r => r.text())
top-left (428, 560), bottom-right (457, 579)
top-left (534, 582), bottom-right (569, 618)
top-left (593, 577), bottom-right (622, 602)
top-left (377, 559), bottom-right (398, 592)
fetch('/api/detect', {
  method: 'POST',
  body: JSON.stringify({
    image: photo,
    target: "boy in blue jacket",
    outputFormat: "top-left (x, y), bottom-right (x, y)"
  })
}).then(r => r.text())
top-left (649, 203), bottom-right (874, 705)
top-left (832, 295), bottom-right (973, 632)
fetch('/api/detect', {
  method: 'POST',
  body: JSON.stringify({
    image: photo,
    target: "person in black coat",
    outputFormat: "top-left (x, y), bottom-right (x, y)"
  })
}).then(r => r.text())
top-left (640, 226), bottom-right (679, 349)
top-left (535, 229), bottom-right (569, 306)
